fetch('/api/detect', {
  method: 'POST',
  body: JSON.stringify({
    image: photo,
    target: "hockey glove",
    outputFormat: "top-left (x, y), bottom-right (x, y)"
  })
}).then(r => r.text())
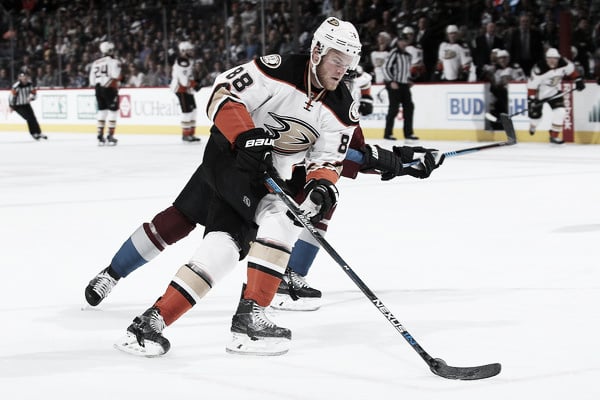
top-left (574, 77), bottom-right (585, 92)
top-left (299, 179), bottom-right (339, 224)
top-left (360, 144), bottom-right (403, 181)
top-left (234, 128), bottom-right (275, 175)
top-left (527, 97), bottom-right (543, 119)
top-left (393, 146), bottom-right (444, 179)
top-left (358, 94), bottom-right (373, 116)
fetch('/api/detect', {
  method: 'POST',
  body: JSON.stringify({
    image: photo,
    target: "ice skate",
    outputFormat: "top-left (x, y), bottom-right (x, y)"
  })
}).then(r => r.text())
top-left (549, 131), bottom-right (564, 144)
top-left (106, 134), bottom-right (118, 146)
top-left (85, 267), bottom-right (118, 306)
top-left (404, 134), bottom-right (419, 142)
top-left (97, 134), bottom-right (106, 146)
top-left (226, 298), bottom-right (291, 356)
top-left (114, 307), bottom-right (170, 357)
top-left (32, 133), bottom-right (47, 140)
top-left (182, 134), bottom-right (201, 142)
top-left (271, 269), bottom-right (322, 311)
top-left (529, 126), bottom-right (536, 136)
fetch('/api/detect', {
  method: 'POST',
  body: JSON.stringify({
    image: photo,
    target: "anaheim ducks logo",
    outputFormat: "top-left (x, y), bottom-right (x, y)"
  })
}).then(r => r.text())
top-left (260, 54), bottom-right (282, 68)
top-left (349, 100), bottom-right (360, 122)
top-left (443, 49), bottom-right (458, 59)
top-left (327, 18), bottom-right (340, 26)
top-left (265, 112), bottom-right (319, 154)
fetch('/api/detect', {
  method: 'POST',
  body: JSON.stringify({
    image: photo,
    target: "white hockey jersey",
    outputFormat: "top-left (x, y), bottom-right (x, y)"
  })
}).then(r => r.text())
top-left (406, 44), bottom-right (425, 78)
top-left (170, 57), bottom-right (196, 94)
top-left (89, 56), bottom-right (122, 88)
top-left (493, 64), bottom-right (526, 86)
top-left (438, 41), bottom-right (472, 80)
top-left (527, 58), bottom-right (578, 99)
top-left (370, 49), bottom-right (390, 84)
top-left (346, 68), bottom-right (372, 102)
top-left (206, 54), bottom-right (359, 182)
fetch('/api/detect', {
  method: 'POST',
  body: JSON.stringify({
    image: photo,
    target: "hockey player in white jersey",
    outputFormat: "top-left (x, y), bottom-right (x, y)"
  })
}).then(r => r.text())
top-left (171, 41), bottom-right (201, 142)
top-left (113, 17), bottom-right (364, 357)
top-left (527, 48), bottom-right (585, 144)
top-left (89, 41), bottom-right (122, 145)
top-left (402, 26), bottom-right (426, 82)
top-left (436, 25), bottom-right (472, 82)
top-left (485, 49), bottom-right (526, 128)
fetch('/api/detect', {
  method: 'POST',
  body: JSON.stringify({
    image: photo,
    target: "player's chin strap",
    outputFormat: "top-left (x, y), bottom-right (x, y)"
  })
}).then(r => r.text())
top-left (263, 171), bottom-right (501, 380)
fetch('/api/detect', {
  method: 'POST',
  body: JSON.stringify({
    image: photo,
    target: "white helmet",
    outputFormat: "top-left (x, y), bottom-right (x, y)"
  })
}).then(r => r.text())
top-left (311, 17), bottom-right (362, 71)
top-left (179, 41), bottom-right (194, 53)
top-left (546, 48), bottom-right (560, 58)
top-left (496, 49), bottom-right (510, 59)
top-left (99, 41), bottom-right (115, 55)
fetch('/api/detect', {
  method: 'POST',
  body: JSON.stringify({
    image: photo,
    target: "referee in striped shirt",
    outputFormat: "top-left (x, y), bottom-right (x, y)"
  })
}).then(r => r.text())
top-left (383, 33), bottom-right (417, 141)
top-left (9, 71), bottom-right (46, 140)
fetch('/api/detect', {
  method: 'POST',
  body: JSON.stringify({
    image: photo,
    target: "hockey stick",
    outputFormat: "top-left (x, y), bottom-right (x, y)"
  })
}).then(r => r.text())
top-left (485, 87), bottom-right (576, 122)
top-left (440, 112), bottom-right (517, 159)
top-left (418, 113), bottom-right (518, 164)
top-left (346, 113), bottom-right (516, 169)
top-left (264, 175), bottom-right (501, 380)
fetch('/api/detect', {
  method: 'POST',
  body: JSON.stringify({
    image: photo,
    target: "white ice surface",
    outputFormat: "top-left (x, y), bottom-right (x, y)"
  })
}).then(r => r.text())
top-left (1, 132), bottom-right (599, 399)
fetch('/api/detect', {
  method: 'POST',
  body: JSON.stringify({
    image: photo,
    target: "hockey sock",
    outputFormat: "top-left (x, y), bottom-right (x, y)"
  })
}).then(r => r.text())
top-left (110, 207), bottom-right (196, 277)
top-left (288, 239), bottom-right (320, 277)
top-left (244, 240), bottom-right (290, 307)
top-left (244, 267), bottom-right (282, 307)
top-left (155, 263), bottom-right (212, 326)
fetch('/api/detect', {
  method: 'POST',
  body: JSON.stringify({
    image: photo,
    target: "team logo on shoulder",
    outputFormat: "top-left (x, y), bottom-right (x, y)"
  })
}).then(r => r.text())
top-left (349, 101), bottom-right (360, 123)
top-left (260, 54), bottom-right (282, 68)
top-left (327, 18), bottom-right (340, 26)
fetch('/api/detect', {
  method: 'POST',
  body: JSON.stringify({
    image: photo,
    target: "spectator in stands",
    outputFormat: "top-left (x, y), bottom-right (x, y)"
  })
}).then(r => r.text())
top-left (507, 14), bottom-right (543, 76)
top-left (143, 59), bottom-right (161, 87)
top-left (572, 17), bottom-right (593, 78)
top-left (126, 64), bottom-right (145, 87)
top-left (38, 64), bottom-right (59, 87)
top-left (415, 16), bottom-right (438, 82)
top-left (0, 67), bottom-right (10, 88)
top-left (473, 22), bottom-right (504, 80)
top-left (539, 10), bottom-right (560, 50)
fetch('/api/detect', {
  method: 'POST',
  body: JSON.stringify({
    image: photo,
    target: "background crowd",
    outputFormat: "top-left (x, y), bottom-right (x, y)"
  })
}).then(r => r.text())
top-left (1, 0), bottom-right (600, 90)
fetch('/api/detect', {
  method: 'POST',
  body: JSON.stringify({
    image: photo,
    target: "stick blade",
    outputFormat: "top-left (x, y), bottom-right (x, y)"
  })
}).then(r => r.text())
top-left (430, 358), bottom-right (501, 380)
top-left (499, 113), bottom-right (517, 144)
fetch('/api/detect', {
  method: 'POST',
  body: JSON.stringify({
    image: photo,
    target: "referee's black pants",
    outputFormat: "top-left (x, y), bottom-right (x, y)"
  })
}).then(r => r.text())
top-left (12, 104), bottom-right (41, 136)
top-left (384, 83), bottom-right (414, 138)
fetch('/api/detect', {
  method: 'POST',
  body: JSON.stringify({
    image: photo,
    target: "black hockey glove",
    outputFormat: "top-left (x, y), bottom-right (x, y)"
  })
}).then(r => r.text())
top-left (392, 146), bottom-right (444, 179)
top-left (234, 128), bottom-right (275, 175)
top-left (574, 77), bottom-right (585, 92)
top-left (358, 94), bottom-right (373, 116)
top-left (527, 97), bottom-right (543, 119)
top-left (360, 144), bottom-right (403, 181)
top-left (299, 179), bottom-right (339, 224)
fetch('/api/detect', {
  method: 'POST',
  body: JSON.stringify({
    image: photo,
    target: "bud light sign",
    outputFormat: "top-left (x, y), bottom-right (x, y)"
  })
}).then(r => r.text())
top-left (447, 93), bottom-right (485, 120)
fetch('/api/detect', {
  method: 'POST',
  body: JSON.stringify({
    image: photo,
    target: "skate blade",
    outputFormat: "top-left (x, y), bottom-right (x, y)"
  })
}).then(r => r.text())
top-left (80, 304), bottom-right (103, 311)
top-left (270, 293), bottom-right (321, 311)
top-left (225, 332), bottom-right (290, 356)
top-left (114, 332), bottom-right (167, 358)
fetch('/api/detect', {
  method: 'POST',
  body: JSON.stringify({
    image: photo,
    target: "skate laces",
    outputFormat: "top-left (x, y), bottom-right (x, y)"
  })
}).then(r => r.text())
top-left (251, 302), bottom-right (276, 328)
top-left (144, 308), bottom-right (166, 333)
top-left (288, 271), bottom-right (311, 289)
top-left (90, 271), bottom-right (117, 298)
